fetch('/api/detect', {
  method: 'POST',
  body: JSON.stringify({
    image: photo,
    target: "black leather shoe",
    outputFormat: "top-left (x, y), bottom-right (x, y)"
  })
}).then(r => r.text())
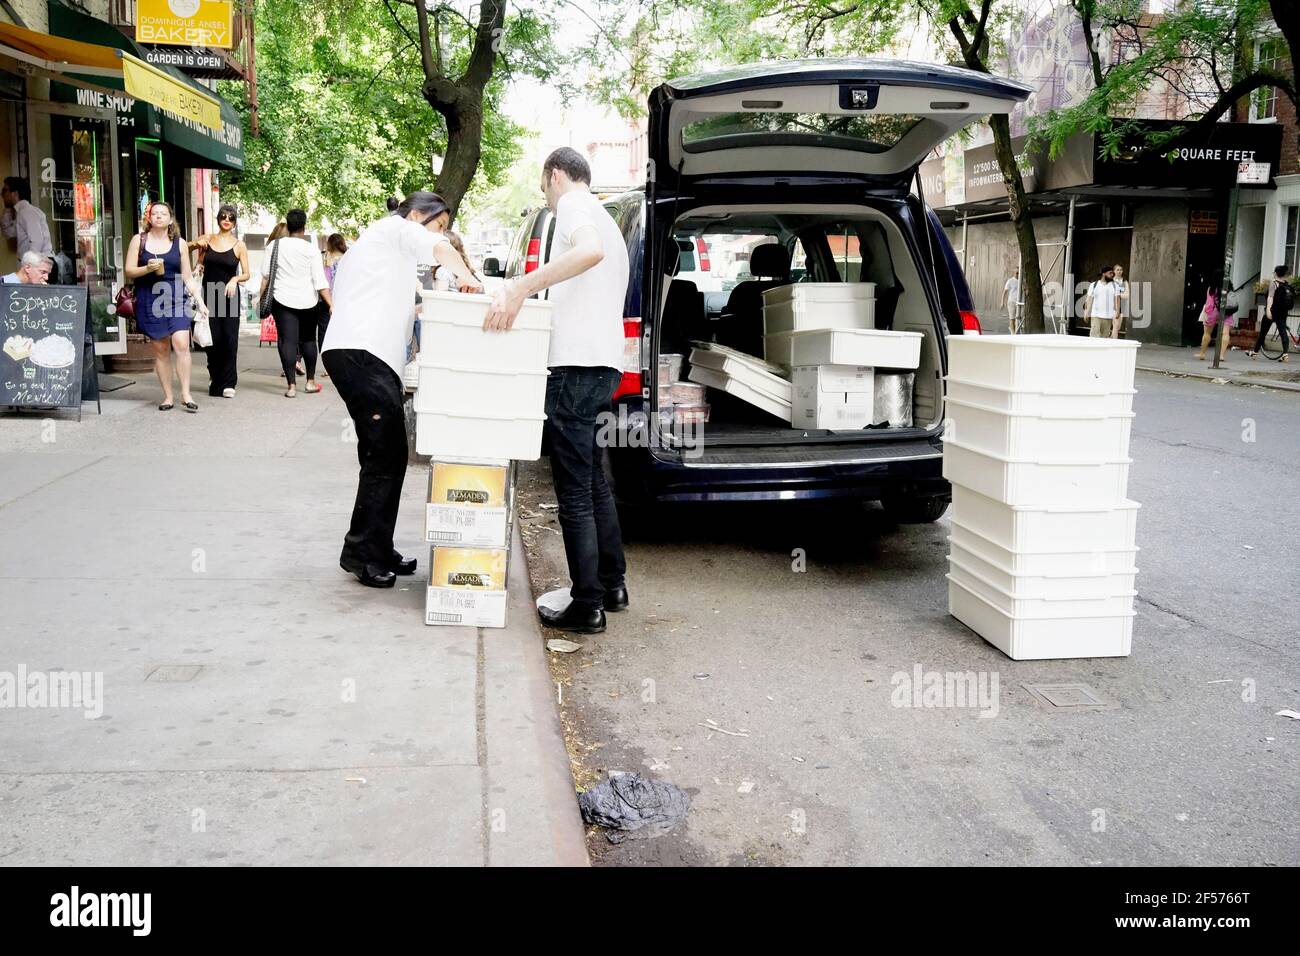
top-left (341, 560), bottom-right (396, 589)
top-left (538, 603), bottom-right (606, 634)
top-left (603, 586), bottom-right (629, 612)
top-left (389, 552), bottom-right (418, 575)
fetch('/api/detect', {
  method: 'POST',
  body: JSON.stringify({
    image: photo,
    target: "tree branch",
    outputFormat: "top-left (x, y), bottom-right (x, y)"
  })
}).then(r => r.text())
top-left (462, 0), bottom-right (506, 91)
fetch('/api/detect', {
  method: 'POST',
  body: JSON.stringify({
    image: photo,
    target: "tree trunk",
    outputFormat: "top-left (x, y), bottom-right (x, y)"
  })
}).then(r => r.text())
top-left (990, 113), bottom-right (1045, 333)
top-left (430, 104), bottom-right (483, 222)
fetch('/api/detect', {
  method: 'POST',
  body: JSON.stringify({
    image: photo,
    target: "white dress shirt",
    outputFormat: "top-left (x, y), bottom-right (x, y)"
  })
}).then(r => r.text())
top-left (267, 235), bottom-right (328, 309)
top-left (2, 199), bottom-right (53, 258)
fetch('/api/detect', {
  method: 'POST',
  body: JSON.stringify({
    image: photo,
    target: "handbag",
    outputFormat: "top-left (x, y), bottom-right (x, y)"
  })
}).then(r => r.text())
top-left (1203, 288), bottom-right (1220, 325)
top-left (258, 238), bottom-right (280, 318)
top-left (113, 283), bottom-right (135, 319)
top-left (192, 314), bottom-right (213, 348)
top-left (259, 314), bottom-right (279, 344)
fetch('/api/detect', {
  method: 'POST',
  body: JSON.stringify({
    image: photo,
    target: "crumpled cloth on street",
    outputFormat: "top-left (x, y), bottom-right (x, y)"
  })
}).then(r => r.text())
top-left (578, 773), bottom-right (690, 839)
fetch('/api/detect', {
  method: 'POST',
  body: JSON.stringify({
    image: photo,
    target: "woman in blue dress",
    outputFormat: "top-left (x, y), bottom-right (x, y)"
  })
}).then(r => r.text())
top-left (125, 201), bottom-right (210, 411)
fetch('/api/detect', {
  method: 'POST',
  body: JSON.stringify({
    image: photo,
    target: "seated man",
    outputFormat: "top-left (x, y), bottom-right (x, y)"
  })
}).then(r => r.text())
top-left (2, 251), bottom-right (51, 284)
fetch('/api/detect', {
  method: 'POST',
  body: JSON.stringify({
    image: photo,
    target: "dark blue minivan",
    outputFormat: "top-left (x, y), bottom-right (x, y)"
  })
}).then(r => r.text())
top-left (500, 59), bottom-right (1031, 522)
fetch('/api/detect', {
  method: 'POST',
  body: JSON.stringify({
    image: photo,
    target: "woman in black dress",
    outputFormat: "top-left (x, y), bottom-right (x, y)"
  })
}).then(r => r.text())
top-left (192, 204), bottom-right (250, 398)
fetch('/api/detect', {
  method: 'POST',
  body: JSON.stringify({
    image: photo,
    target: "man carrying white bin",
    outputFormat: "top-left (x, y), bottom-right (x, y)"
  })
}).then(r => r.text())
top-left (485, 148), bottom-right (630, 634)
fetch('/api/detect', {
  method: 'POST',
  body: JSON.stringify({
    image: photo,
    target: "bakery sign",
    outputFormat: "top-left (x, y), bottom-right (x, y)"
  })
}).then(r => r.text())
top-left (136, 0), bottom-right (233, 50)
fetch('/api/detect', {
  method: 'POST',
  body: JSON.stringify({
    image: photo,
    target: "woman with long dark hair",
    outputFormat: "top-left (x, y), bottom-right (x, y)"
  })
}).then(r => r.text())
top-left (321, 191), bottom-right (480, 588)
top-left (192, 204), bottom-right (250, 397)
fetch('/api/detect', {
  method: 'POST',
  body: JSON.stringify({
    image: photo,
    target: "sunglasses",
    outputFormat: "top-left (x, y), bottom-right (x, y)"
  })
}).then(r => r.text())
top-left (218, 214), bottom-right (235, 222)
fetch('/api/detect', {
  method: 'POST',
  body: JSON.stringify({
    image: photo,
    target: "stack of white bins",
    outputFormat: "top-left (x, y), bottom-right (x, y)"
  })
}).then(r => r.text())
top-left (414, 290), bottom-right (553, 628)
top-left (943, 335), bottom-right (1141, 660)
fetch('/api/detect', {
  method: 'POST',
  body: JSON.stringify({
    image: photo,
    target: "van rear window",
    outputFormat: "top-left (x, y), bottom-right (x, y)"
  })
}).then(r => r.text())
top-left (682, 112), bottom-right (922, 154)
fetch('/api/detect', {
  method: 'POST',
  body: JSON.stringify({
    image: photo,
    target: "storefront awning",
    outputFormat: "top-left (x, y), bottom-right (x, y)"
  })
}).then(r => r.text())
top-left (0, 19), bottom-right (122, 92)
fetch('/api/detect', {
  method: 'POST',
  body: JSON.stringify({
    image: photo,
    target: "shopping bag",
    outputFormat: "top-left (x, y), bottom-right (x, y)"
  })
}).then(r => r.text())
top-left (259, 314), bottom-right (278, 344)
top-left (192, 315), bottom-right (213, 349)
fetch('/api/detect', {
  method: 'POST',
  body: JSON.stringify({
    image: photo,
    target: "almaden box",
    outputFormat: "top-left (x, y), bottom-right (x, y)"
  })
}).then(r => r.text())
top-left (426, 459), bottom-right (515, 548)
top-left (425, 546), bottom-right (509, 628)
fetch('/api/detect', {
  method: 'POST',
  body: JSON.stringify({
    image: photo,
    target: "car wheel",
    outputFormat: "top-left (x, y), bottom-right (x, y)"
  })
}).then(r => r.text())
top-left (881, 495), bottom-right (950, 524)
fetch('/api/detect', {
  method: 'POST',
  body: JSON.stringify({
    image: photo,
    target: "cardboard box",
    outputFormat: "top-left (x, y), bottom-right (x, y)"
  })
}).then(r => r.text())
top-left (426, 459), bottom-right (515, 548)
top-left (791, 364), bottom-right (874, 394)
top-left (425, 546), bottom-right (509, 628)
top-left (792, 390), bottom-right (874, 430)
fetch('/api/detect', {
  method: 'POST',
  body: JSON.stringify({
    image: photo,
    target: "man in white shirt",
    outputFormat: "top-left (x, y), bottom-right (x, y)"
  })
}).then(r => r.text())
top-left (1, 177), bottom-right (53, 264)
top-left (258, 208), bottom-right (332, 395)
top-left (486, 147), bottom-right (630, 634)
top-left (1085, 266), bottom-right (1120, 338)
top-left (1000, 267), bottom-right (1021, 332)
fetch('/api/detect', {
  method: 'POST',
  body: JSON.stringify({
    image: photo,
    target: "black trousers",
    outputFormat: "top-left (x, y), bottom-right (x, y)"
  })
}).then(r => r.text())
top-left (205, 295), bottom-right (240, 395)
top-left (545, 366), bottom-right (627, 612)
top-left (1255, 312), bottom-right (1291, 354)
top-left (323, 349), bottom-right (408, 569)
top-left (272, 301), bottom-right (319, 385)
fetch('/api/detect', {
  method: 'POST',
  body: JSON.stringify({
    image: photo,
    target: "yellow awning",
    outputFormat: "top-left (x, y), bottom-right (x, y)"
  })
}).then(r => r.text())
top-left (0, 21), bottom-right (222, 131)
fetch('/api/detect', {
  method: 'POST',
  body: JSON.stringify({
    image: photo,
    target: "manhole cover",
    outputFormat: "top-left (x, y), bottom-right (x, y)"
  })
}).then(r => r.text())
top-left (1022, 682), bottom-right (1116, 711)
top-left (146, 665), bottom-right (203, 682)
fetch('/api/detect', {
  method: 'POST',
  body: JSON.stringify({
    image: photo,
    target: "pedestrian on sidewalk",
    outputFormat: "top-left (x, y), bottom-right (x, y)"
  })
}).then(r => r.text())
top-left (1000, 266), bottom-right (1021, 333)
top-left (1112, 264), bottom-right (1129, 338)
top-left (320, 234), bottom-right (349, 372)
top-left (259, 209), bottom-right (332, 397)
top-left (1247, 265), bottom-right (1292, 363)
top-left (434, 231), bottom-right (480, 291)
top-left (321, 190), bottom-right (481, 588)
top-left (191, 204), bottom-right (249, 398)
top-left (1084, 266), bottom-right (1120, 338)
top-left (1, 250), bottom-right (51, 284)
top-left (1, 176), bottom-right (52, 265)
top-left (485, 147), bottom-right (631, 635)
top-left (262, 221), bottom-right (304, 377)
top-left (125, 201), bottom-right (209, 412)
top-left (1195, 276), bottom-right (1234, 363)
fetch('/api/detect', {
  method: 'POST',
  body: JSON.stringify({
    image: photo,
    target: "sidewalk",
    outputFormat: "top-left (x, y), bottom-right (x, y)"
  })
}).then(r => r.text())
top-left (0, 337), bottom-right (586, 866)
top-left (1136, 342), bottom-right (1300, 393)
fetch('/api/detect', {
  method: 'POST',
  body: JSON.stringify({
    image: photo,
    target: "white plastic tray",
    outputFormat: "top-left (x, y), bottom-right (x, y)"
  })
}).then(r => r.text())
top-left (948, 518), bottom-right (1138, 576)
top-left (413, 364), bottom-right (547, 417)
top-left (948, 554), bottom-right (1136, 619)
top-left (765, 328), bottom-right (922, 369)
top-left (950, 485), bottom-right (1140, 553)
top-left (688, 365), bottom-right (792, 422)
top-left (945, 376), bottom-right (1136, 417)
top-left (419, 291), bottom-right (552, 371)
top-left (949, 578), bottom-right (1134, 660)
top-left (946, 334), bottom-right (1138, 392)
top-left (948, 538), bottom-right (1137, 599)
top-left (946, 397), bottom-right (1134, 462)
top-left (944, 439), bottom-right (1130, 507)
top-left (689, 346), bottom-right (792, 402)
top-left (415, 410), bottom-right (546, 461)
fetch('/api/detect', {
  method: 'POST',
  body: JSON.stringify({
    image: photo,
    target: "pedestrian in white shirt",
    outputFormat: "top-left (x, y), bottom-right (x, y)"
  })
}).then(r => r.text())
top-left (1, 177), bottom-right (53, 262)
top-left (1000, 267), bottom-right (1021, 332)
top-left (258, 208), bottom-right (332, 397)
top-left (485, 147), bottom-right (631, 635)
top-left (321, 191), bottom-right (481, 589)
top-left (1112, 263), bottom-right (1129, 337)
top-left (1085, 266), bottom-right (1121, 338)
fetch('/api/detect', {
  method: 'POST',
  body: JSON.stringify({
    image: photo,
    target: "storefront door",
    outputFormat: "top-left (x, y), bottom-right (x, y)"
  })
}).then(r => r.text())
top-left (27, 102), bottom-right (125, 356)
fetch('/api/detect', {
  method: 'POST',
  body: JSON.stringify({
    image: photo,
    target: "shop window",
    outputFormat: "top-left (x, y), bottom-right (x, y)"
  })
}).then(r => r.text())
top-left (1251, 38), bottom-right (1287, 122)
top-left (1285, 206), bottom-right (1299, 274)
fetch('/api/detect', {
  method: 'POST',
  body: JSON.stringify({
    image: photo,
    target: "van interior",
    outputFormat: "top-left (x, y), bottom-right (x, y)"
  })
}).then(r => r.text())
top-left (656, 204), bottom-right (944, 453)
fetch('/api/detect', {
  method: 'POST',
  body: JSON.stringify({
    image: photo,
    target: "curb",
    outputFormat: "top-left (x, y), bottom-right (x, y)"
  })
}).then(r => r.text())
top-left (1136, 364), bottom-right (1300, 394)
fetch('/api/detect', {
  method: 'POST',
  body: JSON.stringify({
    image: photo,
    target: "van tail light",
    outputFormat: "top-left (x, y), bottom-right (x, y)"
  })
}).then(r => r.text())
top-left (524, 237), bottom-right (541, 273)
top-left (613, 317), bottom-right (641, 400)
top-left (959, 310), bottom-right (982, 334)
top-left (695, 238), bottom-right (711, 272)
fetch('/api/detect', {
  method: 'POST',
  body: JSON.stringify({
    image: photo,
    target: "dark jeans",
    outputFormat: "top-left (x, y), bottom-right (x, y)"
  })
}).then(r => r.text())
top-left (545, 366), bottom-right (626, 612)
top-left (272, 301), bottom-right (320, 385)
top-left (205, 297), bottom-right (239, 395)
top-left (323, 349), bottom-right (408, 569)
top-left (1255, 312), bottom-right (1291, 354)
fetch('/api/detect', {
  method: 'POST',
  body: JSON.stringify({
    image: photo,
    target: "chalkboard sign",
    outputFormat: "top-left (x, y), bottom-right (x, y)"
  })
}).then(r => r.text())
top-left (0, 284), bottom-right (89, 411)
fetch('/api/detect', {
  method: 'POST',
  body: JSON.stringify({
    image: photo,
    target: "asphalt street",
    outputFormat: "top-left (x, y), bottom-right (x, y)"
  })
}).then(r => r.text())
top-left (521, 371), bottom-right (1300, 866)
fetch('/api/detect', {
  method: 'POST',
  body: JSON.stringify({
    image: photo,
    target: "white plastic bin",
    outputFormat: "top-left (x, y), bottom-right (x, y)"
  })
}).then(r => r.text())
top-left (948, 553), bottom-right (1136, 619)
top-left (944, 439), bottom-right (1130, 507)
top-left (419, 290), bottom-right (552, 371)
top-left (948, 537), bottom-right (1137, 600)
top-left (945, 397), bottom-right (1134, 462)
top-left (762, 283), bottom-right (876, 335)
top-left (415, 410), bottom-right (546, 461)
top-left (413, 364), bottom-right (547, 417)
top-left (945, 377), bottom-right (1135, 417)
top-left (766, 328), bottom-right (922, 369)
top-left (946, 334), bottom-right (1138, 392)
top-left (950, 485), bottom-right (1140, 553)
top-left (688, 365), bottom-right (791, 421)
top-left (689, 347), bottom-right (792, 402)
top-left (949, 578), bottom-right (1134, 660)
top-left (948, 518), bottom-right (1138, 576)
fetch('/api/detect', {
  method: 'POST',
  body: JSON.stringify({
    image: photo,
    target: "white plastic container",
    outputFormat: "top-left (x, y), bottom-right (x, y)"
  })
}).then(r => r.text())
top-left (948, 537), bottom-right (1137, 599)
top-left (766, 328), bottom-right (922, 369)
top-left (946, 377), bottom-right (1136, 417)
top-left (762, 283), bottom-right (876, 335)
top-left (944, 439), bottom-right (1130, 507)
top-left (949, 578), bottom-right (1134, 660)
top-left (946, 334), bottom-right (1139, 392)
top-left (945, 397), bottom-right (1134, 462)
top-left (688, 365), bottom-right (791, 422)
top-left (419, 290), bottom-right (552, 370)
top-left (416, 410), bottom-right (546, 461)
top-left (950, 485), bottom-right (1140, 553)
top-left (413, 364), bottom-right (547, 417)
top-left (948, 518), bottom-right (1139, 576)
top-left (948, 554), bottom-right (1136, 619)
top-left (689, 347), bottom-right (792, 402)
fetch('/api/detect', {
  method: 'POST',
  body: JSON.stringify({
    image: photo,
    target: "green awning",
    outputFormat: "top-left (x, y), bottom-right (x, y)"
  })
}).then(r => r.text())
top-left (46, 0), bottom-right (244, 171)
